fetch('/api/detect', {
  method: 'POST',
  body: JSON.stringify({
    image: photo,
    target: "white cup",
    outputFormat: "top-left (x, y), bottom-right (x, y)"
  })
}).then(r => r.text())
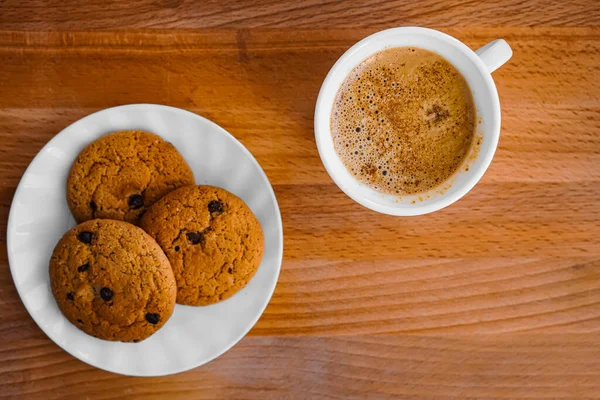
top-left (314, 27), bottom-right (512, 216)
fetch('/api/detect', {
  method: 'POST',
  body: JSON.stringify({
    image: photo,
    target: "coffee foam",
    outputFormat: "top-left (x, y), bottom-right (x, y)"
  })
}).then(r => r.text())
top-left (331, 47), bottom-right (476, 195)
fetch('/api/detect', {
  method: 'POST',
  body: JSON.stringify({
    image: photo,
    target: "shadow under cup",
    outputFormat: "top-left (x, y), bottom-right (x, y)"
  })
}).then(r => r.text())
top-left (315, 27), bottom-right (502, 216)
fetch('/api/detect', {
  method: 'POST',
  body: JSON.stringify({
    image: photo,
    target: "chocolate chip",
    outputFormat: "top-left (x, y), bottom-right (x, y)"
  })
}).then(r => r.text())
top-left (77, 232), bottom-right (93, 244)
top-left (174, 246), bottom-right (180, 252)
top-left (186, 232), bottom-right (202, 244)
top-left (128, 194), bottom-right (144, 210)
top-left (77, 263), bottom-right (90, 272)
top-left (145, 313), bottom-right (160, 324)
top-left (89, 201), bottom-right (97, 211)
top-left (100, 287), bottom-right (113, 301)
top-left (66, 292), bottom-right (74, 301)
top-left (208, 200), bottom-right (224, 213)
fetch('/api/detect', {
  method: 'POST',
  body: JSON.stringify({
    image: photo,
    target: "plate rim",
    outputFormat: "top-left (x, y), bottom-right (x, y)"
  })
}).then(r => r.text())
top-left (6, 103), bottom-right (284, 376)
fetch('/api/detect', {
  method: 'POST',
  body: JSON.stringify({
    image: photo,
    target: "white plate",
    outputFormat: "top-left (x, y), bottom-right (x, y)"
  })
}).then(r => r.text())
top-left (7, 104), bottom-right (283, 376)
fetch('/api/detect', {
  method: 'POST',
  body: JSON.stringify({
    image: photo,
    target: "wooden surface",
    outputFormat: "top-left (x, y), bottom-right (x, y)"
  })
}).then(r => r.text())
top-left (1, 1), bottom-right (600, 398)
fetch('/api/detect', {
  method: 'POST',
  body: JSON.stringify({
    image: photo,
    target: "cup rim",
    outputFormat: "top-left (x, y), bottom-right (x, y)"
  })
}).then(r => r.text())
top-left (314, 26), bottom-right (501, 216)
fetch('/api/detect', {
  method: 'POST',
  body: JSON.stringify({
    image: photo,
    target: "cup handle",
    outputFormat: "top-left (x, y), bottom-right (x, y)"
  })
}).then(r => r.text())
top-left (475, 39), bottom-right (512, 73)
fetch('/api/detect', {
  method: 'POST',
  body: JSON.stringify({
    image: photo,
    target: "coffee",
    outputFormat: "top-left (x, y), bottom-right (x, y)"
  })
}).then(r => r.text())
top-left (331, 47), bottom-right (476, 195)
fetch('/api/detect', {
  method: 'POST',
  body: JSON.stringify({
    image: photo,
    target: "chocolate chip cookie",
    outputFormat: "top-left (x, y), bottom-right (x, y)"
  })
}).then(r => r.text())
top-left (140, 185), bottom-right (264, 306)
top-left (49, 219), bottom-right (177, 342)
top-left (67, 130), bottom-right (195, 225)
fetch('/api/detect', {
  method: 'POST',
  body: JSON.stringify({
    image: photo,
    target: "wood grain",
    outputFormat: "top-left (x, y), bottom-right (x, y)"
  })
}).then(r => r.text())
top-left (1, 0), bottom-right (599, 30)
top-left (2, 335), bottom-right (600, 399)
top-left (1, 1), bottom-right (600, 398)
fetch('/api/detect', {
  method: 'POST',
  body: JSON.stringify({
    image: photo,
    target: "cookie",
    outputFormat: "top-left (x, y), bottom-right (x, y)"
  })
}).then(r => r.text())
top-left (140, 185), bottom-right (264, 306)
top-left (67, 130), bottom-right (195, 225)
top-left (49, 219), bottom-right (177, 342)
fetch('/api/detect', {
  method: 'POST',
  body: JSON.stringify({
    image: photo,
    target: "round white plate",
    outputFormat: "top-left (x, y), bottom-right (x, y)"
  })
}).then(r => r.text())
top-left (7, 104), bottom-right (283, 376)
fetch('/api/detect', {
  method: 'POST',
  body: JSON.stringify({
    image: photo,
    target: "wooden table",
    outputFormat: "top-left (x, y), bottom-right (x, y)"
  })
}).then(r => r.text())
top-left (1, 1), bottom-right (599, 398)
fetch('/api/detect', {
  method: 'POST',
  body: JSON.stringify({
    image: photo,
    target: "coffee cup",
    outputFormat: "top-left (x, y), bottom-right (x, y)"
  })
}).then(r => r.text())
top-left (314, 27), bottom-right (512, 216)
